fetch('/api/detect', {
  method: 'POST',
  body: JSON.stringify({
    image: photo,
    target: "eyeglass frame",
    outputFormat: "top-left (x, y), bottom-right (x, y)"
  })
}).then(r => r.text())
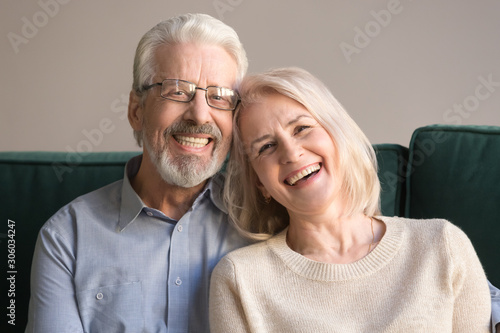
top-left (142, 79), bottom-right (240, 111)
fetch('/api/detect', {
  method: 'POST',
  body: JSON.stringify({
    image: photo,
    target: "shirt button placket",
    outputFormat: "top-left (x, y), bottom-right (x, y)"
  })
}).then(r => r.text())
top-left (175, 225), bottom-right (183, 286)
top-left (167, 217), bottom-right (190, 332)
top-left (175, 277), bottom-right (182, 286)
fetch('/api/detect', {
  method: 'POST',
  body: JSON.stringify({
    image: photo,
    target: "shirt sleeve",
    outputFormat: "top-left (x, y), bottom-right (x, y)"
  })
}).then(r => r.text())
top-left (25, 219), bottom-right (84, 333)
top-left (445, 222), bottom-right (492, 333)
top-left (209, 256), bottom-right (250, 333)
top-left (489, 281), bottom-right (500, 332)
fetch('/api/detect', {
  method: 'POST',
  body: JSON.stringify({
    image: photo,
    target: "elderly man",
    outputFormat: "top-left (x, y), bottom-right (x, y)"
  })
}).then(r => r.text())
top-left (26, 13), bottom-right (250, 333)
top-left (25, 12), bottom-right (500, 333)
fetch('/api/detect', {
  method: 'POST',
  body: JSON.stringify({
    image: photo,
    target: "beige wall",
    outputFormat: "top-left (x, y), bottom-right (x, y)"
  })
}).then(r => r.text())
top-left (2, 0), bottom-right (499, 152)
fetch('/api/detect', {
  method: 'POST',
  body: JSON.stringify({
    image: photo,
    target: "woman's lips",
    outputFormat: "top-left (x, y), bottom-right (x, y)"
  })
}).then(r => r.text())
top-left (285, 163), bottom-right (321, 186)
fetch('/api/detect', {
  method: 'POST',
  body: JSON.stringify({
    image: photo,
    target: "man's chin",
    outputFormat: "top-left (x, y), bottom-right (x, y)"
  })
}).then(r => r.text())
top-left (157, 158), bottom-right (223, 188)
top-left (145, 137), bottom-right (227, 187)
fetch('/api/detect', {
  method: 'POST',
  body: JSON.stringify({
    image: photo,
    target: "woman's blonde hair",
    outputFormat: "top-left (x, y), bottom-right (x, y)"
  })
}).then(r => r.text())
top-left (224, 67), bottom-right (381, 241)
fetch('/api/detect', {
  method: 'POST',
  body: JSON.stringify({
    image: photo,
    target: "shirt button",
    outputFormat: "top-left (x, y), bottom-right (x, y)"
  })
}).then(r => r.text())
top-left (96, 292), bottom-right (104, 300)
top-left (175, 278), bottom-right (182, 286)
top-left (177, 225), bottom-right (183, 232)
top-left (146, 211), bottom-right (153, 217)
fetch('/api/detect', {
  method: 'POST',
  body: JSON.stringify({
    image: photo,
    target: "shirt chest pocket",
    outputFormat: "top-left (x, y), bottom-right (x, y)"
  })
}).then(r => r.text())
top-left (77, 281), bottom-right (143, 333)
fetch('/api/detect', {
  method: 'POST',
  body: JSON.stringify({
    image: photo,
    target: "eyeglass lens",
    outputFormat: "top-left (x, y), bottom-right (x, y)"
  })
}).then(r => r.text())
top-left (160, 79), bottom-right (238, 110)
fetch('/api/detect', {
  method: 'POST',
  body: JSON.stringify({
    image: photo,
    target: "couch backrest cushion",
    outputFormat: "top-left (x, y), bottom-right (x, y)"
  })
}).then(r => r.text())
top-left (0, 151), bottom-right (139, 329)
top-left (373, 144), bottom-right (408, 217)
top-left (405, 125), bottom-right (500, 286)
top-left (0, 147), bottom-right (405, 331)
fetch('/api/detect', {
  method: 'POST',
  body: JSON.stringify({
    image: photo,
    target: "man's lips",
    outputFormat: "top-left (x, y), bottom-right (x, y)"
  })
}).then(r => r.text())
top-left (173, 135), bottom-right (212, 148)
top-left (285, 163), bottom-right (321, 186)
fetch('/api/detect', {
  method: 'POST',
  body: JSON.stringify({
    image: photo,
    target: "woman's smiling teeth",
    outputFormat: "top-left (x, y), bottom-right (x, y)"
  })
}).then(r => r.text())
top-left (285, 164), bottom-right (321, 186)
top-left (174, 135), bottom-right (210, 148)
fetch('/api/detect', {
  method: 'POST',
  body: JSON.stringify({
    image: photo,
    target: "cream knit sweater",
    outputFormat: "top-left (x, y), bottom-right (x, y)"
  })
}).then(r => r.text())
top-left (209, 216), bottom-right (491, 332)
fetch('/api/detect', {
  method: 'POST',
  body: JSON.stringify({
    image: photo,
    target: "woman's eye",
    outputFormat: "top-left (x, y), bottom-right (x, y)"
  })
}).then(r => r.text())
top-left (258, 143), bottom-right (274, 155)
top-left (295, 125), bottom-right (311, 134)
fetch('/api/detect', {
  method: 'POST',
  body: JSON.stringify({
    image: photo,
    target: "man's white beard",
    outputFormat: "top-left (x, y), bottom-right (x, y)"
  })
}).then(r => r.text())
top-left (144, 122), bottom-right (228, 188)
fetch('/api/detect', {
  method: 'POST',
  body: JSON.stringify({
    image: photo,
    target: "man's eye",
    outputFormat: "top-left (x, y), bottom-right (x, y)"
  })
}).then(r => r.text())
top-left (164, 89), bottom-right (191, 100)
top-left (172, 90), bottom-right (188, 96)
top-left (164, 89), bottom-right (181, 95)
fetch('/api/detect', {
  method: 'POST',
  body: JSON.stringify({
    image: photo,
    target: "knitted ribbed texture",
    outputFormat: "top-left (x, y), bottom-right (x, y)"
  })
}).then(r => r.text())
top-left (210, 216), bottom-right (491, 332)
top-left (268, 219), bottom-right (403, 282)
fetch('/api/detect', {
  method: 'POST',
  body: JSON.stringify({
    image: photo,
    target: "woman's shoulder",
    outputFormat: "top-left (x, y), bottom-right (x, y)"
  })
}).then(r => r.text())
top-left (228, 239), bottom-right (270, 258)
top-left (212, 236), bottom-right (282, 280)
top-left (377, 215), bottom-right (470, 245)
top-left (217, 236), bottom-right (276, 266)
top-left (379, 215), bottom-right (453, 230)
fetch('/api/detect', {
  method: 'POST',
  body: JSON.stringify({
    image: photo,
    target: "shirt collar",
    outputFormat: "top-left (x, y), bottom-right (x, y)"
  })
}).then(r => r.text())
top-left (118, 155), bottom-right (145, 232)
top-left (117, 154), bottom-right (227, 231)
top-left (203, 171), bottom-right (227, 214)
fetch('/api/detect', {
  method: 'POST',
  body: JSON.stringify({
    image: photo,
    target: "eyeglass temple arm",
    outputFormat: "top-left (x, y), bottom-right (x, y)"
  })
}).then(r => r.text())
top-left (142, 82), bottom-right (163, 91)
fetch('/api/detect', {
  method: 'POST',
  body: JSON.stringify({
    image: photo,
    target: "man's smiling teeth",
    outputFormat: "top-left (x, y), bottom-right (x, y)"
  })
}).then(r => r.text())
top-left (286, 164), bottom-right (321, 186)
top-left (175, 135), bottom-right (210, 148)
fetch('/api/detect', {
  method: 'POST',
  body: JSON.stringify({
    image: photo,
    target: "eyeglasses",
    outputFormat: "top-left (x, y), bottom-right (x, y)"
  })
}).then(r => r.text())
top-left (142, 79), bottom-right (240, 111)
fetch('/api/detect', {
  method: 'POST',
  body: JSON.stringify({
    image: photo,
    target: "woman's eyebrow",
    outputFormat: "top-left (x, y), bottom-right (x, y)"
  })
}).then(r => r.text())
top-left (248, 114), bottom-right (313, 150)
top-left (286, 114), bottom-right (312, 127)
top-left (250, 134), bottom-right (271, 151)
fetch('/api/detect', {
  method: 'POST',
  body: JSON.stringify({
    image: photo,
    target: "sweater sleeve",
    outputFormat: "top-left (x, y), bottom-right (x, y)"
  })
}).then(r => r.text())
top-left (445, 222), bottom-right (491, 332)
top-left (209, 256), bottom-right (250, 333)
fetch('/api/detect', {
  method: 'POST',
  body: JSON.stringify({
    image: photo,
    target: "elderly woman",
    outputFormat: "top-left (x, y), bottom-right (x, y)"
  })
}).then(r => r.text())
top-left (209, 67), bottom-right (492, 332)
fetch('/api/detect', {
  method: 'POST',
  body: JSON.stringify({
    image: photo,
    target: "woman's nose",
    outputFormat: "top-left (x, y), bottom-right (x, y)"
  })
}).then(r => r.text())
top-left (278, 138), bottom-right (302, 164)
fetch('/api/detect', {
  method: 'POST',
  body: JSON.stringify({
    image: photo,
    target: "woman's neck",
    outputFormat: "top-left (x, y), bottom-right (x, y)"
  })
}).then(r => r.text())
top-left (286, 213), bottom-right (385, 264)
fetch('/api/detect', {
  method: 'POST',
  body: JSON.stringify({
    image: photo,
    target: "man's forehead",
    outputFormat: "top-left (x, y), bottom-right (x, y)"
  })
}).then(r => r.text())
top-left (153, 43), bottom-right (238, 86)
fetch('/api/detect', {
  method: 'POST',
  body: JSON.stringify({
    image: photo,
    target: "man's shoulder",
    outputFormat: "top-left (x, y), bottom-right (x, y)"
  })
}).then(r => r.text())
top-left (72, 178), bottom-right (123, 206)
top-left (64, 178), bottom-right (123, 210)
top-left (43, 179), bottom-right (124, 231)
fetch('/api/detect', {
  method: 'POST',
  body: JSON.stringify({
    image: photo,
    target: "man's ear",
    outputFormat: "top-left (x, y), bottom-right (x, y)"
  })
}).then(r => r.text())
top-left (128, 90), bottom-right (144, 131)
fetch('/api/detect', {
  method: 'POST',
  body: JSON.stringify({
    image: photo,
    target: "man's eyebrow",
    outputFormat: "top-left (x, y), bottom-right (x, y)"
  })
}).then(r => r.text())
top-left (248, 114), bottom-right (313, 149)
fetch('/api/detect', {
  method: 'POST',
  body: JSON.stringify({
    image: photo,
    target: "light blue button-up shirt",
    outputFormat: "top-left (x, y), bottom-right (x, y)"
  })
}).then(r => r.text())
top-left (26, 155), bottom-right (250, 333)
top-left (491, 281), bottom-right (500, 332)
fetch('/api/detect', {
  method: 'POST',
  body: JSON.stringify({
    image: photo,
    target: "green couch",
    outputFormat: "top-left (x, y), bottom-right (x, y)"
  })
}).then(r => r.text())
top-left (1, 124), bottom-right (499, 332)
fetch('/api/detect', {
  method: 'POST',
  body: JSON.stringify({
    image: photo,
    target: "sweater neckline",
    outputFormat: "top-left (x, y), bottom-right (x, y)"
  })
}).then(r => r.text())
top-left (267, 216), bottom-right (404, 281)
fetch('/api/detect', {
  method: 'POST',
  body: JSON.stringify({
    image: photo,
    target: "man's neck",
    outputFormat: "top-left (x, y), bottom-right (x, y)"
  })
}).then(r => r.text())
top-left (130, 159), bottom-right (208, 221)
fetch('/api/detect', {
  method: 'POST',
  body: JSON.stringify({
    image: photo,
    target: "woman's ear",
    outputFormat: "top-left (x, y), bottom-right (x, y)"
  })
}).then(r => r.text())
top-left (128, 90), bottom-right (144, 131)
top-left (256, 178), bottom-right (271, 202)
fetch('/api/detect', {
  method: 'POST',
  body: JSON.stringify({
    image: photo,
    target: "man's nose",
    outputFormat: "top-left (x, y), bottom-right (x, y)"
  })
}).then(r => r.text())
top-left (182, 89), bottom-right (212, 125)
